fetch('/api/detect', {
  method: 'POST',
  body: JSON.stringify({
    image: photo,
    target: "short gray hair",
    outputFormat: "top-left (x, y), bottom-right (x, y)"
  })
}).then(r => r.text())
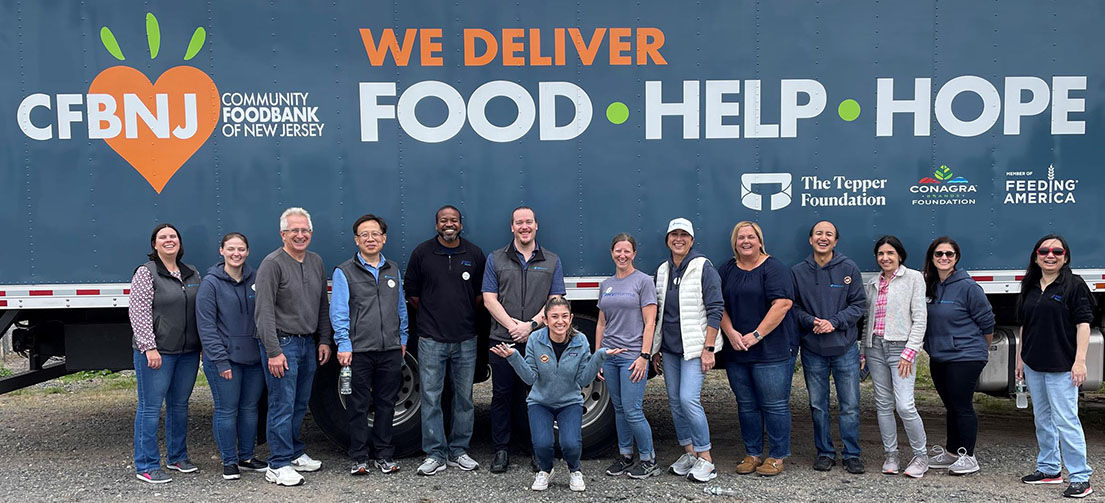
top-left (279, 207), bottom-right (313, 231)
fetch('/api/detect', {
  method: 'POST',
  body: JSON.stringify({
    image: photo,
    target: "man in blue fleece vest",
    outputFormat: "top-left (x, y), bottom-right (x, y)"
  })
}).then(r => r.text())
top-left (791, 221), bottom-right (867, 475)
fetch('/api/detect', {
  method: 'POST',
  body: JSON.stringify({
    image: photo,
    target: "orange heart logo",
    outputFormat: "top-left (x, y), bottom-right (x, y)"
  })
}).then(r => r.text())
top-left (88, 65), bottom-right (219, 193)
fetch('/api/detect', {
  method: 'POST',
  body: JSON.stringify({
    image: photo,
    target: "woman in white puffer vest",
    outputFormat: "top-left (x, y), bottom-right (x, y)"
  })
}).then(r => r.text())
top-left (652, 218), bottom-right (725, 483)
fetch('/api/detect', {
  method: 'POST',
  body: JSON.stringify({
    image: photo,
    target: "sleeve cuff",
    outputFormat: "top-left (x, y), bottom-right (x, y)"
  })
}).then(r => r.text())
top-left (900, 348), bottom-right (917, 362)
top-left (337, 341), bottom-right (352, 353)
top-left (215, 360), bottom-right (232, 373)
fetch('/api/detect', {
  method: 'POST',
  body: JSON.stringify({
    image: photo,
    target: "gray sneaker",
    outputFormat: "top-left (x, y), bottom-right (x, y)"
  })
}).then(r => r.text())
top-left (904, 455), bottom-right (929, 479)
top-left (417, 458), bottom-right (446, 476)
top-left (948, 448), bottom-right (979, 475)
top-left (881, 452), bottom-right (900, 475)
top-left (628, 460), bottom-right (660, 479)
top-left (669, 453), bottom-right (697, 476)
top-left (136, 469), bottom-right (172, 484)
top-left (448, 453), bottom-right (480, 471)
top-left (928, 445), bottom-right (958, 469)
top-left (375, 458), bottom-right (399, 474)
top-left (687, 457), bottom-right (717, 483)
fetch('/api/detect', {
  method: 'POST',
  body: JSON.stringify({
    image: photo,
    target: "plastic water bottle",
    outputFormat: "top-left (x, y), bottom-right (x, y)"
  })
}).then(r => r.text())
top-left (703, 486), bottom-right (736, 496)
top-left (340, 366), bottom-right (352, 395)
top-left (1015, 379), bottom-right (1028, 409)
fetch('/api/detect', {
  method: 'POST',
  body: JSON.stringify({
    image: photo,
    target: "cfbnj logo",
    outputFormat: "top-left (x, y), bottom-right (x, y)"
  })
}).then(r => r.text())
top-left (740, 173), bottom-right (793, 211)
top-left (15, 13), bottom-right (218, 193)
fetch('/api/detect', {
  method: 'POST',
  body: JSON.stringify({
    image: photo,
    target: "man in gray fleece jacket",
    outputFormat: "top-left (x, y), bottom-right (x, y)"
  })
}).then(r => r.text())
top-left (254, 207), bottom-right (333, 486)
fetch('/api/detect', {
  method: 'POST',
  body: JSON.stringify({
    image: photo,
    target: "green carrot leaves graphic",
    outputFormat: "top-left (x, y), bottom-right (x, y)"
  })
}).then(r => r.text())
top-left (184, 27), bottom-right (206, 60)
top-left (100, 13), bottom-right (206, 62)
top-left (146, 13), bottom-right (161, 59)
top-left (100, 27), bottom-right (126, 60)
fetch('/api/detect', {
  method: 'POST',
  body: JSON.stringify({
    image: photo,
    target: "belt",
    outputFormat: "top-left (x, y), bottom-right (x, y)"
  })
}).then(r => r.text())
top-left (277, 330), bottom-right (313, 337)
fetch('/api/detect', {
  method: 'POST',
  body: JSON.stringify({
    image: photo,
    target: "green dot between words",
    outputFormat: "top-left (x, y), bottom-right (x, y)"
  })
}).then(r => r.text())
top-left (606, 102), bottom-right (629, 124)
top-left (838, 99), bottom-right (861, 121)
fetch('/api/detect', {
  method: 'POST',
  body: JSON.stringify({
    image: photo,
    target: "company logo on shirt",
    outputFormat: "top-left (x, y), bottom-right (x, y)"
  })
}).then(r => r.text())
top-left (461, 260), bottom-right (473, 267)
top-left (540, 354), bottom-right (550, 363)
top-left (843, 276), bottom-right (852, 285)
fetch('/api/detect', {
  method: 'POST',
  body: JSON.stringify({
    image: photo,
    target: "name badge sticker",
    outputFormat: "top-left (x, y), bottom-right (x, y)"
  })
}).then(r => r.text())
top-left (387, 279), bottom-right (396, 288)
top-left (462, 271), bottom-right (471, 281)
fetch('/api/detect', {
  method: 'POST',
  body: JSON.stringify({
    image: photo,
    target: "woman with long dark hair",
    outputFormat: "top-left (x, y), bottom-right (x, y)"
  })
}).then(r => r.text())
top-left (920, 237), bottom-right (994, 475)
top-left (1015, 234), bottom-right (1094, 498)
top-left (129, 223), bottom-right (202, 484)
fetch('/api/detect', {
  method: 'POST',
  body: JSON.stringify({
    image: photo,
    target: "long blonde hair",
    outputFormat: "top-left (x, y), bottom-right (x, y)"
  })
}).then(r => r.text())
top-left (730, 221), bottom-right (767, 260)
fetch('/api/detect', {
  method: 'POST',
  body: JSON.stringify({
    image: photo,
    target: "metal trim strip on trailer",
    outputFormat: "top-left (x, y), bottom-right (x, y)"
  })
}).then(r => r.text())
top-left (3, 269), bottom-right (1105, 308)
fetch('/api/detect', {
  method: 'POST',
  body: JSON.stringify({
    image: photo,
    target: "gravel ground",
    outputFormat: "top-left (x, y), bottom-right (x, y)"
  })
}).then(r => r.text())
top-left (1, 355), bottom-right (1103, 502)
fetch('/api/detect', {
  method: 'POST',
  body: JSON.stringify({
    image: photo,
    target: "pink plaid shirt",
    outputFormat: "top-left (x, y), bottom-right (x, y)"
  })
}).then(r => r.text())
top-left (872, 270), bottom-right (895, 337)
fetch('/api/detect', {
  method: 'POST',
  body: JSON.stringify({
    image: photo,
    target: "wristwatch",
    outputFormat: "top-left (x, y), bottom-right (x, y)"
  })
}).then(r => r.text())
top-left (704, 345), bottom-right (715, 352)
top-left (639, 352), bottom-right (651, 360)
top-left (530, 320), bottom-right (539, 331)
top-left (752, 330), bottom-right (763, 341)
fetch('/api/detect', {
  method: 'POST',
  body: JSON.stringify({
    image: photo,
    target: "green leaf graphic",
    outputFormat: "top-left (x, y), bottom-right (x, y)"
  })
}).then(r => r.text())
top-left (146, 13), bottom-right (161, 59)
top-left (183, 27), bottom-right (206, 61)
top-left (100, 27), bottom-right (125, 60)
top-left (934, 165), bottom-right (952, 181)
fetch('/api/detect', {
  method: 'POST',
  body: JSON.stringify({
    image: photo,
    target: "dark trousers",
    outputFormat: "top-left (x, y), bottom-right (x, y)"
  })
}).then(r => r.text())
top-left (489, 344), bottom-right (530, 451)
top-left (347, 349), bottom-right (403, 461)
top-left (930, 360), bottom-right (987, 455)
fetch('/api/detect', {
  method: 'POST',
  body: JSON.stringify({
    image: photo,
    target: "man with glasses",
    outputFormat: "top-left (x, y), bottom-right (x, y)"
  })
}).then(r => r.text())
top-left (255, 207), bottom-right (333, 486)
top-left (331, 214), bottom-right (409, 476)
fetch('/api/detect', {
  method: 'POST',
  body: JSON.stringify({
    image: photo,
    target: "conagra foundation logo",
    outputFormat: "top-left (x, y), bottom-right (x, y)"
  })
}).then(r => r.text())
top-left (909, 165), bottom-right (977, 205)
top-left (16, 13), bottom-right (219, 193)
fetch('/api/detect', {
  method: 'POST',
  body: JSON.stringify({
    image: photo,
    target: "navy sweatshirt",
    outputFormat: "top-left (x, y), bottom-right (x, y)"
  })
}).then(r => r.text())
top-left (924, 269), bottom-right (995, 363)
top-left (791, 253), bottom-right (867, 357)
top-left (196, 263), bottom-right (260, 372)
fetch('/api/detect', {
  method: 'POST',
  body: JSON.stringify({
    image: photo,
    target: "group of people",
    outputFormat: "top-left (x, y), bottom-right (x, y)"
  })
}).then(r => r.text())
top-left (128, 207), bottom-right (1095, 499)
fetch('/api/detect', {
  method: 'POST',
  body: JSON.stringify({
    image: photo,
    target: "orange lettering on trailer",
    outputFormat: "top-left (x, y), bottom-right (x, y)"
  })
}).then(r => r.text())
top-left (637, 27), bottom-right (667, 65)
top-left (554, 28), bottom-right (566, 66)
top-left (360, 28), bottom-right (418, 66)
top-left (464, 28), bottom-right (498, 66)
top-left (568, 28), bottom-right (606, 66)
top-left (420, 28), bottom-right (443, 66)
top-left (529, 29), bottom-right (551, 66)
top-left (608, 28), bottom-right (632, 65)
top-left (502, 28), bottom-right (525, 66)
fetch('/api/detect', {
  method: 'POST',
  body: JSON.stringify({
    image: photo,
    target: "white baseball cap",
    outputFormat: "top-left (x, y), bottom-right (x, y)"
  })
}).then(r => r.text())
top-left (666, 218), bottom-right (694, 238)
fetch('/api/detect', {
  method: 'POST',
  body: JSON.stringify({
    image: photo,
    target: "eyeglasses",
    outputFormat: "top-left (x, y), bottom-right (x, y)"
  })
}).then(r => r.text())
top-left (283, 228), bottom-right (312, 235)
top-left (933, 251), bottom-right (956, 258)
top-left (357, 231), bottom-right (384, 240)
top-left (1037, 247), bottom-right (1065, 257)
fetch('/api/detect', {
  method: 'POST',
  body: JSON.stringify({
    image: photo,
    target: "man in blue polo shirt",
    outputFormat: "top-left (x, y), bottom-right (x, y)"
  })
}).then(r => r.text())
top-left (405, 206), bottom-right (486, 476)
top-left (481, 206), bottom-right (566, 473)
top-left (331, 214), bottom-right (409, 476)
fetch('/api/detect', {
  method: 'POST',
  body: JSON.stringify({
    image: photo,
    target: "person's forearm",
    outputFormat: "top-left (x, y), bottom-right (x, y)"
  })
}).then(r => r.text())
top-left (1075, 323), bottom-right (1090, 363)
top-left (755, 299), bottom-right (792, 337)
top-left (641, 305), bottom-right (657, 354)
top-left (482, 292), bottom-right (515, 328)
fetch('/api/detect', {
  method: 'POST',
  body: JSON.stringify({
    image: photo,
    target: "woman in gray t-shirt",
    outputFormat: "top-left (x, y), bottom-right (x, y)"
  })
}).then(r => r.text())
top-left (595, 233), bottom-right (659, 478)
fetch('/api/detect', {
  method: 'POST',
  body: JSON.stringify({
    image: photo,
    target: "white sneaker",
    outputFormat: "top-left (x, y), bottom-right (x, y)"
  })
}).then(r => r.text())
top-left (265, 466), bottom-right (304, 486)
top-left (669, 452), bottom-right (698, 476)
top-left (948, 448), bottom-right (980, 475)
top-left (448, 453), bottom-right (480, 471)
top-left (903, 455), bottom-right (929, 479)
top-left (882, 452), bottom-right (900, 475)
top-left (569, 470), bottom-right (586, 492)
top-left (687, 457), bottom-right (717, 482)
top-left (417, 458), bottom-right (446, 476)
top-left (531, 469), bottom-right (554, 491)
top-left (928, 445), bottom-right (958, 469)
top-left (290, 453), bottom-right (322, 472)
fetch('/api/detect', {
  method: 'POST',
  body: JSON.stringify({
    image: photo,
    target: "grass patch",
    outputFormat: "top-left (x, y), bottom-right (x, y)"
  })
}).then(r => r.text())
top-left (0, 367), bottom-right (13, 378)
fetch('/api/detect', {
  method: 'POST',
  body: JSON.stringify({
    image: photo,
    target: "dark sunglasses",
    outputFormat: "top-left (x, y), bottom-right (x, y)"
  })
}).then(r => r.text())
top-left (1037, 247), bottom-right (1066, 257)
top-left (933, 251), bottom-right (956, 258)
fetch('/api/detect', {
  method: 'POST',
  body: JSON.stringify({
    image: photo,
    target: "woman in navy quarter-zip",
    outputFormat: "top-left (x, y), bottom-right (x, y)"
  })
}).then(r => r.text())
top-left (920, 237), bottom-right (994, 476)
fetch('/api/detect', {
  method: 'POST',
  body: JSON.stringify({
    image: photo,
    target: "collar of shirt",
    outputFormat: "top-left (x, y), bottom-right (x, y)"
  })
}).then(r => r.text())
top-left (510, 241), bottom-right (541, 267)
top-left (357, 252), bottom-right (387, 280)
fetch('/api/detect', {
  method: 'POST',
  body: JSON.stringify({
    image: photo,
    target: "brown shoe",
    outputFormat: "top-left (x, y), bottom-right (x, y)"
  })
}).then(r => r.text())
top-left (736, 455), bottom-right (762, 475)
top-left (756, 457), bottom-right (785, 477)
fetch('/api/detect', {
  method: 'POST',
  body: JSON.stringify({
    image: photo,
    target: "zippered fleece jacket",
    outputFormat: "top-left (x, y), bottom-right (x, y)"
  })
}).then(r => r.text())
top-left (792, 253), bottom-right (867, 357)
top-left (196, 263), bottom-right (260, 372)
top-left (506, 327), bottom-right (609, 409)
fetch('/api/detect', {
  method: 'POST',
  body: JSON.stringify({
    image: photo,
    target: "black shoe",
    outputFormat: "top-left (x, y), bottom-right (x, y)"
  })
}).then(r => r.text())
top-left (1064, 482), bottom-right (1093, 498)
top-left (843, 457), bottom-right (865, 474)
top-left (237, 458), bottom-right (268, 472)
top-left (490, 450), bottom-right (509, 474)
top-left (1022, 470), bottom-right (1064, 485)
top-left (530, 456), bottom-right (539, 473)
top-left (627, 460), bottom-right (661, 479)
top-left (222, 464), bottom-right (241, 480)
top-left (605, 456), bottom-right (635, 476)
top-left (813, 456), bottom-right (835, 472)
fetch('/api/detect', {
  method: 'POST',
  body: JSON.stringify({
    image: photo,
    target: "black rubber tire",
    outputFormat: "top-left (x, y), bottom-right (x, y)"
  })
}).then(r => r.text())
top-left (309, 352), bottom-right (423, 458)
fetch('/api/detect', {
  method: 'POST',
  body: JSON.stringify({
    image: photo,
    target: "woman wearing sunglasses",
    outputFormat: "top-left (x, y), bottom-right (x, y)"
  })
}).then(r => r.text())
top-left (1015, 235), bottom-right (1094, 499)
top-left (920, 237), bottom-right (994, 476)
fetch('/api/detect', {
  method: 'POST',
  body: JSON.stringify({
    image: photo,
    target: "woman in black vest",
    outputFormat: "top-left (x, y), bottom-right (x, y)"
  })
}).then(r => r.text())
top-left (128, 223), bottom-right (203, 484)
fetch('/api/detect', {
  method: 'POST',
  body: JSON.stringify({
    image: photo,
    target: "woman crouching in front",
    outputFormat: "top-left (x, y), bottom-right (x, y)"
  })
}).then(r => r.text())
top-left (491, 296), bottom-right (626, 492)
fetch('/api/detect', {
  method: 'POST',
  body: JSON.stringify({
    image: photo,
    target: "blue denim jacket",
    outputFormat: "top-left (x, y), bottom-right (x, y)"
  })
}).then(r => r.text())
top-left (506, 327), bottom-right (608, 409)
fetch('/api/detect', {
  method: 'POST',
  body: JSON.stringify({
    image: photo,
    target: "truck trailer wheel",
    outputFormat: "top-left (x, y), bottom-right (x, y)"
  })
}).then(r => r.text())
top-left (572, 315), bottom-right (617, 458)
top-left (309, 352), bottom-right (423, 458)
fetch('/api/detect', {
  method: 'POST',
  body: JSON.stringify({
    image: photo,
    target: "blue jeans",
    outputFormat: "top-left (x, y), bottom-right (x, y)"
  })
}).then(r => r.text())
top-left (259, 336), bottom-right (317, 469)
top-left (133, 349), bottom-right (199, 473)
top-left (604, 356), bottom-right (655, 461)
top-left (202, 357), bottom-right (265, 465)
top-left (661, 352), bottom-right (711, 452)
top-left (528, 403), bottom-right (583, 472)
top-left (801, 344), bottom-right (861, 459)
top-left (725, 357), bottom-right (795, 459)
top-left (1024, 363), bottom-right (1094, 482)
top-left (419, 338), bottom-right (477, 462)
